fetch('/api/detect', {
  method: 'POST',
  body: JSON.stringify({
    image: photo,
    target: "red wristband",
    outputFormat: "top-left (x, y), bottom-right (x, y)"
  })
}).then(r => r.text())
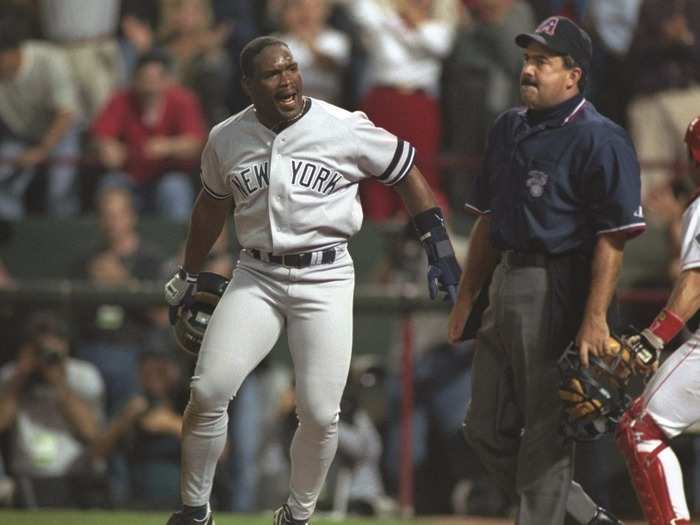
top-left (649, 308), bottom-right (685, 344)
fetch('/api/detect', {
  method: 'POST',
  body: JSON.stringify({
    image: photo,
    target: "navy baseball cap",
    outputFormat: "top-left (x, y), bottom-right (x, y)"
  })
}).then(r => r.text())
top-left (515, 16), bottom-right (592, 73)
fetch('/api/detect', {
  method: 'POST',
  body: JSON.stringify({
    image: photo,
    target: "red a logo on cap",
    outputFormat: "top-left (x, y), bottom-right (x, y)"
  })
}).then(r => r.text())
top-left (536, 17), bottom-right (559, 36)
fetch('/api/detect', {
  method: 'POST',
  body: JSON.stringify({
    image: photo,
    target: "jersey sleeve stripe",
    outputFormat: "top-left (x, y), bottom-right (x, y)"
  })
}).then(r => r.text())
top-left (681, 260), bottom-right (700, 271)
top-left (387, 144), bottom-right (416, 186)
top-left (201, 178), bottom-right (231, 200)
top-left (378, 139), bottom-right (404, 181)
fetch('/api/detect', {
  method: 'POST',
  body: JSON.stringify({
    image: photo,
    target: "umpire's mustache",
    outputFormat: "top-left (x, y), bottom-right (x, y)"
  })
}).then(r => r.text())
top-left (521, 77), bottom-right (538, 87)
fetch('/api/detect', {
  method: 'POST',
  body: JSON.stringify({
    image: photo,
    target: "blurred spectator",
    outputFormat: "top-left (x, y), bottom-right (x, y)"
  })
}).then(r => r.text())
top-left (587, 0), bottom-right (640, 59)
top-left (549, 0), bottom-right (588, 22)
top-left (38, 0), bottom-right (124, 121)
top-left (210, 0), bottom-right (262, 113)
top-left (527, 0), bottom-right (586, 21)
top-left (0, 311), bottom-right (105, 508)
top-left (0, 219), bottom-right (13, 289)
top-left (0, 5), bottom-right (81, 219)
top-left (383, 342), bottom-right (485, 514)
top-left (644, 177), bottom-right (687, 282)
top-left (119, 7), bottom-right (159, 80)
top-left (158, 0), bottom-right (234, 126)
top-left (163, 219), bottom-right (235, 278)
top-left (93, 343), bottom-right (186, 509)
top-left (343, 0), bottom-right (461, 221)
top-left (255, 360), bottom-right (295, 511)
top-left (273, 0), bottom-right (351, 106)
top-left (271, 367), bottom-right (389, 516)
top-left (0, 453), bottom-right (14, 507)
top-left (71, 186), bottom-right (165, 417)
top-left (269, 0), bottom-right (367, 109)
top-left (442, 0), bottom-right (535, 211)
top-left (332, 362), bottom-right (391, 516)
top-left (0, 258), bottom-right (13, 289)
top-left (119, 0), bottom-right (244, 126)
top-left (525, 0), bottom-right (551, 21)
top-left (326, 3), bottom-right (373, 111)
top-left (446, 0), bottom-right (534, 128)
top-left (626, 0), bottom-right (700, 202)
top-left (366, 223), bottom-right (485, 513)
top-left (91, 49), bottom-right (206, 222)
top-left (70, 186), bottom-right (166, 506)
top-left (585, 0), bottom-right (641, 126)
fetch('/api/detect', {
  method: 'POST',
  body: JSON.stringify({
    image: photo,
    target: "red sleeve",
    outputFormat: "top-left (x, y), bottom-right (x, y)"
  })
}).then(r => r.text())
top-left (91, 91), bottom-right (128, 139)
top-left (172, 88), bottom-right (207, 139)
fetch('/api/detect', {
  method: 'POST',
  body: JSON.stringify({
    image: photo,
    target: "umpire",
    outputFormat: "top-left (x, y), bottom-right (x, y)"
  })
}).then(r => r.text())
top-left (447, 16), bottom-right (645, 525)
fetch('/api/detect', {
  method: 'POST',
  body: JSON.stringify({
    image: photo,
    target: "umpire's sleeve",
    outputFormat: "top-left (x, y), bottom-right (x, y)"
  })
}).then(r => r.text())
top-left (586, 135), bottom-right (646, 238)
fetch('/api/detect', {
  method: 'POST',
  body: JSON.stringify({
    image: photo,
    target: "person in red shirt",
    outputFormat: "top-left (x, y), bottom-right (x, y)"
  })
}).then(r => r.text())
top-left (92, 50), bottom-right (207, 221)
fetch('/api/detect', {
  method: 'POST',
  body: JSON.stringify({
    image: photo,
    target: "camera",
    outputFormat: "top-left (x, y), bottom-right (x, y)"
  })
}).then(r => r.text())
top-left (37, 341), bottom-right (65, 366)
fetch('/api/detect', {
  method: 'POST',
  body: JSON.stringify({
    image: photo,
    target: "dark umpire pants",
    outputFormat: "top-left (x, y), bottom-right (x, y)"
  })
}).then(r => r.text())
top-left (463, 251), bottom-right (589, 525)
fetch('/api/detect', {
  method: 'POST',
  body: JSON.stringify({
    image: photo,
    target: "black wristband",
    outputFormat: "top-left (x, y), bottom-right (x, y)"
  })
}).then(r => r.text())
top-left (412, 207), bottom-right (445, 238)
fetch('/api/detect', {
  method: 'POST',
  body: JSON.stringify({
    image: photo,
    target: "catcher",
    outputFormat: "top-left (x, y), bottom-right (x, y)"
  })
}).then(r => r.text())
top-left (611, 116), bottom-right (700, 525)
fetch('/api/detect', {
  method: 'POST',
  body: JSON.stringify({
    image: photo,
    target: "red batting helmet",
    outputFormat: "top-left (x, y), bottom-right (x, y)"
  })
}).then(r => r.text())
top-left (685, 116), bottom-right (700, 164)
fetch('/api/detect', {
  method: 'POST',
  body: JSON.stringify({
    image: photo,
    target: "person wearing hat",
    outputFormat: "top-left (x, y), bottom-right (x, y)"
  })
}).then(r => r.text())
top-left (447, 16), bottom-right (645, 525)
top-left (613, 117), bottom-right (700, 525)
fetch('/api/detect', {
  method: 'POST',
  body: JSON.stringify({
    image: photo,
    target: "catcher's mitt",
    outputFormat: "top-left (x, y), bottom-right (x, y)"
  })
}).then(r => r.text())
top-left (558, 338), bottom-right (634, 442)
top-left (599, 330), bottom-right (659, 385)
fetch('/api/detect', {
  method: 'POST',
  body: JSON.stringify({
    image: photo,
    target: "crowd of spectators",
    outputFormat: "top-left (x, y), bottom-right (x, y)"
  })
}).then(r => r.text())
top-left (1, 0), bottom-right (700, 519)
top-left (1, 0), bottom-right (697, 225)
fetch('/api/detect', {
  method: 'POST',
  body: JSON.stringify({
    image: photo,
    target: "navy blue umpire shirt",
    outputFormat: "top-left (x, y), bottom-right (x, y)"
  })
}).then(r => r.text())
top-left (466, 93), bottom-right (646, 254)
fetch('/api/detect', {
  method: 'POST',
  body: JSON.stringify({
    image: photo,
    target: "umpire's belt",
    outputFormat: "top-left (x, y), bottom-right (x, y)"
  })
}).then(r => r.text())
top-left (249, 246), bottom-right (338, 268)
top-left (502, 250), bottom-right (550, 268)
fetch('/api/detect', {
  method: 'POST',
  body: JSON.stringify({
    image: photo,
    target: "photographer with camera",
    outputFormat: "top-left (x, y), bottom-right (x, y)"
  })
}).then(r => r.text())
top-left (92, 339), bottom-right (187, 510)
top-left (0, 311), bottom-right (105, 507)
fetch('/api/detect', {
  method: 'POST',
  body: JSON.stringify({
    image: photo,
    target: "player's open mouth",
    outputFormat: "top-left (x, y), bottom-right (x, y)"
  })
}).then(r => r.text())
top-left (276, 92), bottom-right (298, 111)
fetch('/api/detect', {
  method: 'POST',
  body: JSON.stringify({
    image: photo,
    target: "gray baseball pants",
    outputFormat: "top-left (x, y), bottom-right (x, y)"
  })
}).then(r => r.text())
top-left (464, 255), bottom-right (595, 524)
top-left (180, 247), bottom-right (354, 520)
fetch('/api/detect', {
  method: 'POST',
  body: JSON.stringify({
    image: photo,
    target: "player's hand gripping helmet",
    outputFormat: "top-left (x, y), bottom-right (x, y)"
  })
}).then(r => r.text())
top-left (557, 338), bottom-right (634, 442)
top-left (173, 272), bottom-right (229, 355)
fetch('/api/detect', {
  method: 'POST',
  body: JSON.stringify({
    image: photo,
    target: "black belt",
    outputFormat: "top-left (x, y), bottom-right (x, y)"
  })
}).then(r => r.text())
top-left (249, 247), bottom-right (337, 268)
top-left (502, 250), bottom-right (550, 268)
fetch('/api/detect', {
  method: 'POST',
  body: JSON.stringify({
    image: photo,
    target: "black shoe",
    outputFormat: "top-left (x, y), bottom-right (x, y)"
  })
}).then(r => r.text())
top-left (588, 506), bottom-right (623, 525)
top-left (272, 503), bottom-right (309, 525)
top-left (166, 509), bottom-right (214, 525)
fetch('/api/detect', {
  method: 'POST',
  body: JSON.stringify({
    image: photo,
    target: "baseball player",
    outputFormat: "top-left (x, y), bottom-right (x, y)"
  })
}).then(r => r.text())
top-left (447, 16), bottom-right (644, 525)
top-left (614, 116), bottom-right (700, 525)
top-left (163, 36), bottom-right (461, 525)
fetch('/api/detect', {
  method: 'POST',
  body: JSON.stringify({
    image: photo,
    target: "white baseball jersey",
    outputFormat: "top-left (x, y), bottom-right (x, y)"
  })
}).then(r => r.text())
top-left (643, 195), bottom-right (700, 441)
top-left (200, 97), bottom-right (416, 254)
top-left (679, 195), bottom-right (700, 275)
